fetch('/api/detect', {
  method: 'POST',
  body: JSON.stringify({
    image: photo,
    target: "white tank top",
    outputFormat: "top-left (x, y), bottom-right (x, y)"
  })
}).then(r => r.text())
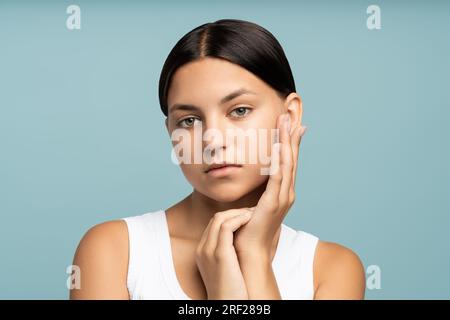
top-left (121, 210), bottom-right (319, 300)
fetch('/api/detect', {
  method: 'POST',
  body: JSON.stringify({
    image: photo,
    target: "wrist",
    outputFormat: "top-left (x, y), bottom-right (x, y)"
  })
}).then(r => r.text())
top-left (236, 255), bottom-right (281, 300)
top-left (237, 247), bottom-right (272, 264)
top-left (237, 251), bottom-right (272, 269)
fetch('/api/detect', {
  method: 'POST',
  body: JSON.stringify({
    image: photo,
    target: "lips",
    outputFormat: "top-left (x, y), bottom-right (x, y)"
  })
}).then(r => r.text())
top-left (205, 163), bottom-right (242, 173)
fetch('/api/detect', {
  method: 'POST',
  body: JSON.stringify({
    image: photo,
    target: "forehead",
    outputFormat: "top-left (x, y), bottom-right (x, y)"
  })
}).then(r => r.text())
top-left (167, 57), bottom-right (274, 108)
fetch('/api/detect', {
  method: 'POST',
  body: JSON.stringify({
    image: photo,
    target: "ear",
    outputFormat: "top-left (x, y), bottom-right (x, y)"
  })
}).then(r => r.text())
top-left (165, 117), bottom-right (170, 135)
top-left (283, 92), bottom-right (303, 133)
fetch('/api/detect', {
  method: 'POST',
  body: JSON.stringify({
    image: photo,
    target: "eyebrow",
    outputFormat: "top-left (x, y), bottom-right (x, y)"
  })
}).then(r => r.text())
top-left (168, 88), bottom-right (256, 114)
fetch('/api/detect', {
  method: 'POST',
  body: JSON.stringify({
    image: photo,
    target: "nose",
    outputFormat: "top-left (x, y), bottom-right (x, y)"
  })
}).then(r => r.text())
top-left (202, 115), bottom-right (228, 162)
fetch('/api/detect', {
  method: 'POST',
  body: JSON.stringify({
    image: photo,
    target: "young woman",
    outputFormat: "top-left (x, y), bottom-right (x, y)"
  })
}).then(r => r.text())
top-left (70, 19), bottom-right (365, 300)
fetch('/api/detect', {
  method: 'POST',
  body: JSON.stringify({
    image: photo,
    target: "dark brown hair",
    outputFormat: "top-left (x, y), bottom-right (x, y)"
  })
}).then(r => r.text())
top-left (158, 19), bottom-right (296, 116)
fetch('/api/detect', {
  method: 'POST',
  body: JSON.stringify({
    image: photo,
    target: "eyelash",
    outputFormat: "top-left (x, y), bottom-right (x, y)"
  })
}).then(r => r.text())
top-left (176, 106), bottom-right (253, 128)
top-left (229, 106), bottom-right (252, 118)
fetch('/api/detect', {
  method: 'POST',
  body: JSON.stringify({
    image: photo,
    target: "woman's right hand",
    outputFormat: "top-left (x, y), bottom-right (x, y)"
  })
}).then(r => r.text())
top-left (195, 209), bottom-right (253, 300)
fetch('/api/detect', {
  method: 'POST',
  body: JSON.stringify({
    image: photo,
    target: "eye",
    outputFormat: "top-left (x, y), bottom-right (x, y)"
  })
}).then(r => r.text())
top-left (177, 117), bottom-right (201, 128)
top-left (229, 106), bottom-right (252, 118)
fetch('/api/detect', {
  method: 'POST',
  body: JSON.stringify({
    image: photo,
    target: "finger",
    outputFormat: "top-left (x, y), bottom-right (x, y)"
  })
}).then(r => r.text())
top-left (202, 209), bottom-right (247, 254)
top-left (216, 211), bottom-right (253, 254)
top-left (259, 141), bottom-right (282, 209)
top-left (279, 114), bottom-right (294, 208)
top-left (291, 125), bottom-right (307, 188)
top-left (256, 114), bottom-right (285, 212)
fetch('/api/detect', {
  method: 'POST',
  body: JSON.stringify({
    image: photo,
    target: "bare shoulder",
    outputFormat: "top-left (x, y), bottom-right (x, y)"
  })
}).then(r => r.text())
top-left (70, 220), bottom-right (130, 300)
top-left (313, 240), bottom-right (366, 299)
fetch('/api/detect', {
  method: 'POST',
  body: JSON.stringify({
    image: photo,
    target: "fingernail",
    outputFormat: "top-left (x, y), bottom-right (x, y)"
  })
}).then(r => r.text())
top-left (300, 126), bottom-right (307, 136)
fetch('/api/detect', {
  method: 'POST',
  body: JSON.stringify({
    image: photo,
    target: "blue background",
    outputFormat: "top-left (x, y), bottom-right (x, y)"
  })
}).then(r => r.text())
top-left (1, 0), bottom-right (449, 299)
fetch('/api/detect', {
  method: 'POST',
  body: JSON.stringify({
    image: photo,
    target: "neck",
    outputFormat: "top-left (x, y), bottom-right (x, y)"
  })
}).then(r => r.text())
top-left (166, 181), bottom-right (267, 241)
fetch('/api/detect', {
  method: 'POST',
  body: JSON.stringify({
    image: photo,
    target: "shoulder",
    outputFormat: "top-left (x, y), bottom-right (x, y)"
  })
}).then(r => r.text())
top-left (313, 240), bottom-right (366, 299)
top-left (78, 219), bottom-right (128, 246)
top-left (75, 220), bottom-right (129, 259)
top-left (70, 220), bottom-right (130, 299)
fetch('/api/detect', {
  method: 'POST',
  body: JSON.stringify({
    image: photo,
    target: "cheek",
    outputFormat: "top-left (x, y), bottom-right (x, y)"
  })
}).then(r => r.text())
top-left (232, 125), bottom-right (276, 167)
top-left (240, 164), bottom-right (269, 193)
top-left (179, 164), bottom-right (202, 184)
top-left (170, 129), bottom-right (204, 165)
top-left (238, 107), bottom-right (279, 162)
top-left (180, 162), bottom-right (268, 202)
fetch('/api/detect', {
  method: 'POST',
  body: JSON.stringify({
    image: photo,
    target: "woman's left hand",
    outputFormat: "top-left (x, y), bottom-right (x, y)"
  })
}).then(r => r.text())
top-left (234, 113), bottom-right (306, 261)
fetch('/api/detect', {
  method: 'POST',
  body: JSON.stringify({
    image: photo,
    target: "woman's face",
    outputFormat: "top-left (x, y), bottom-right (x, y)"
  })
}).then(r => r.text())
top-left (166, 57), bottom-right (301, 202)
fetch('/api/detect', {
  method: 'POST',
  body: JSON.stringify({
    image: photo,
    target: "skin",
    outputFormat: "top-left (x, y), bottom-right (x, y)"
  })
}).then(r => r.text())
top-left (70, 57), bottom-right (366, 300)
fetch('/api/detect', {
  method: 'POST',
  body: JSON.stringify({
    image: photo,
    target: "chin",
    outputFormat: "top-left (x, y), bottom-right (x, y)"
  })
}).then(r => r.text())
top-left (198, 184), bottom-right (251, 203)
top-left (206, 190), bottom-right (247, 203)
